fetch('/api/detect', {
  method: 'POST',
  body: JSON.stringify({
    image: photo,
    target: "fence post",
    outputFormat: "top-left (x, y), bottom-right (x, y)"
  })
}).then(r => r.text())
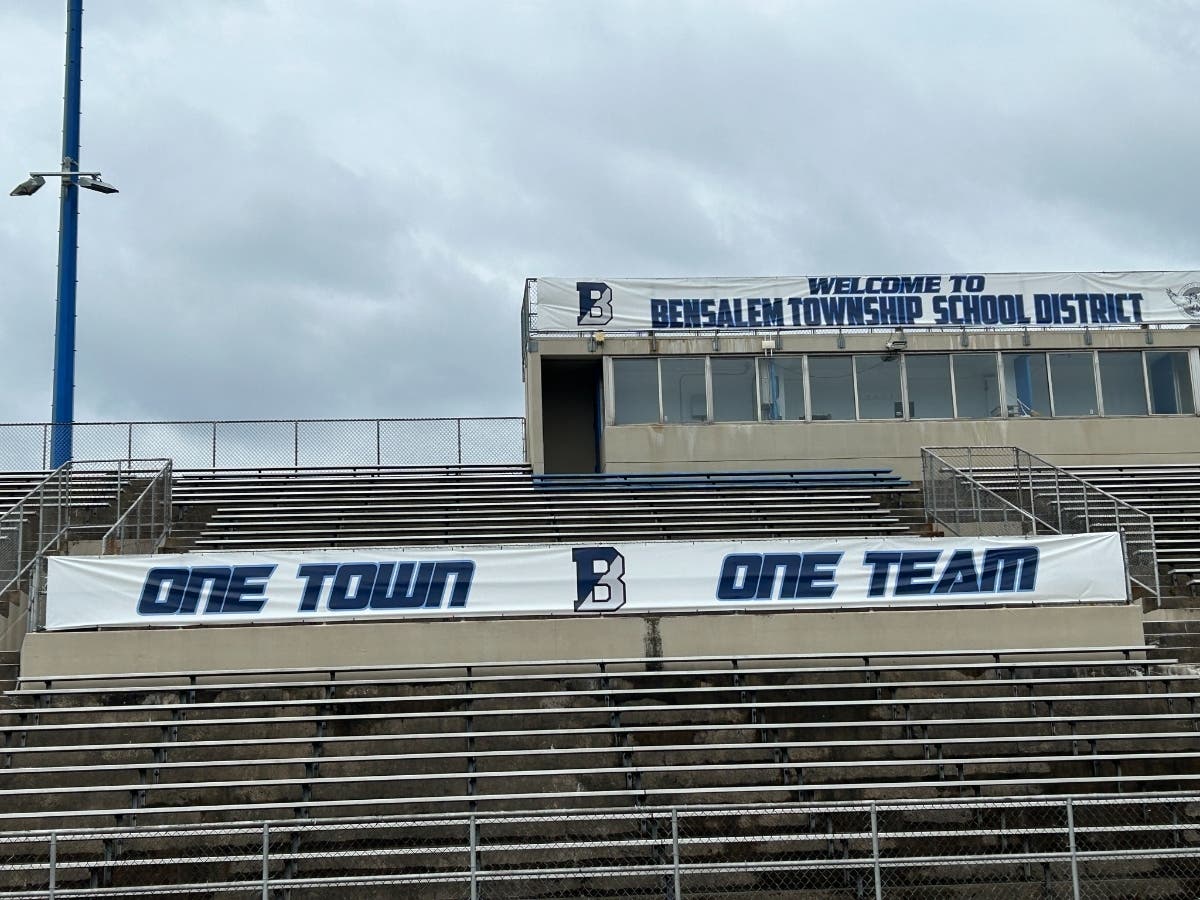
top-left (671, 807), bottom-right (682, 900)
top-left (457, 419), bottom-right (463, 465)
top-left (870, 802), bottom-right (883, 900)
top-left (261, 821), bottom-right (270, 899)
top-left (469, 815), bottom-right (478, 900)
top-left (211, 422), bottom-right (218, 470)
top-left (375, 420), bottom-right (382, 466)
top-left (48, 831), bottom-right (56, 898)
top-left (1066, 798), bottom-right (1080, 900)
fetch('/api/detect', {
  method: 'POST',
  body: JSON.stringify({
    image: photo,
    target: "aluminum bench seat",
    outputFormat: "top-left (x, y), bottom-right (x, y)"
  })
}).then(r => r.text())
top-left (169, 487), bottom-right (916, 508)
top-left (201, 496), bottom-right (895, 518)
top-left (197, 510), bottom-right (905, 531)
top-left (4, 748), bottom-right (1198, 805)
top-left (5, 691), bottom-right (1196, 745)
top-left (2, 770), bottom-right (1200, 828)
top-left (4, 673), bottom-right (1189, 726)
top-left (10, 656), bottom-right (1164, 704)
top-left (9, 728), bottom-right (1198, 779)
top-left (190, 524), bottom-right (915, 549)
top-left (7, 711), bottom-right (1197, 771)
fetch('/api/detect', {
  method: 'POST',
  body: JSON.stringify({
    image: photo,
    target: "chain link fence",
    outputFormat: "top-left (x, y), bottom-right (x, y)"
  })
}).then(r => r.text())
top-left (0, 418), bottom-right (527, 471)
top-left (1, 797), bottom-right (1198, 898)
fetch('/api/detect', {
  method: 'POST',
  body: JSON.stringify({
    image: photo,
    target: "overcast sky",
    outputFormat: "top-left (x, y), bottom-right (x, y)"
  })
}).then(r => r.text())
top-left (1, 1), bottom-right (1197, 425)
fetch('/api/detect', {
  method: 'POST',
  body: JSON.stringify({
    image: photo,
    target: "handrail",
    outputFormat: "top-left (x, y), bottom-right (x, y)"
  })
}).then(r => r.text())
top-left (99, 459), bottom-right (172, 555)
top-left (921, 448), bottom-right (1050, 535)
top-left (0, 463), bottom-right (71, 600)
top-left (0, 459), bottom-right (175, 644)
top-left (921, 446), bottom-right (1160, 604)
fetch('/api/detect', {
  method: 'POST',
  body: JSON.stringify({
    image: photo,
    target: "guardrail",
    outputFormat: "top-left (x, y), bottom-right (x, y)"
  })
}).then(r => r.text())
top-left (922, 445), bottom-right (1159, 604)
top-left (100, 460), bottom-right (172, 556)
top-left (0, 794), bottom-right (1196, 897)
top-left (0, 417), bottom-right (527, 472)
top-left (0, 460), bottom-right (172, 645)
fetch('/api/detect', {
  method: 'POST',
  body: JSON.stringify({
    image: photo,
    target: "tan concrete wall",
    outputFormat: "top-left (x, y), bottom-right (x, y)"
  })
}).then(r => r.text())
top-left (600, 416), bottom-right (1200, 481)
top-left (20, 603), bottom-right (1144, 680)
top-left (525, 329), bottom-right (1200, 478)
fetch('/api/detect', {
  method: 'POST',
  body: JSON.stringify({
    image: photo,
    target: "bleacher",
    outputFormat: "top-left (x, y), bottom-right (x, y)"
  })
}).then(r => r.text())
top-left (1, 647), bottom-right (1197, 894)
top-left (166, 465), bottom-right (922, 551)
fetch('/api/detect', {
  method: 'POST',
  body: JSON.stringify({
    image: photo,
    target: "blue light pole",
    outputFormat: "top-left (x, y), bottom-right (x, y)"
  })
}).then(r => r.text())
top-left (52, 0), bottom-right (84, 469)
top-left (9, 0), bottom-right (118, 469)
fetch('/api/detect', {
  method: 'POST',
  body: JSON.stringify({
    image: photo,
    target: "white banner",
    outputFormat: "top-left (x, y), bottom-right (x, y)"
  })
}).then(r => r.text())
top-left (535, 273), bottom-right (1200, 332)
top-left (45, 534), bottom-right (1126, 629)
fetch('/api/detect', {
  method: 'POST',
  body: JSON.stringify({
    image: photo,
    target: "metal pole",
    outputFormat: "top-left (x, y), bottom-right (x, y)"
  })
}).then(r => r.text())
top-left (870, 801), bottom-right (883, 900)
top-left (293, 421), bottom-right (300, 468)
top-left (671, 807), bottom-right (682, 900)
top-left (49, 0), bottom-right (84, 469)
top-left (261, 821), bottom-right (269, 899)
top-left (375, 419), bottom-right (381, 466)
top-left (48, 831), bottom-right (56, 898)
top-left (1066, 798), bottom-right (1081, 900)
top-left (211, 422), bottom-right (218, 469)
top-left (457, 419), bottom-right (463, 465)
top-left (469, 815), bottom-right (478, 900)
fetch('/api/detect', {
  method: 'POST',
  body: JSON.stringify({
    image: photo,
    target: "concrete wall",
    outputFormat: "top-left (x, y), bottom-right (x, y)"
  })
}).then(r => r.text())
top-left (20, 603), bottom-right (1145, 680)
top-left (525, 328), bottom-right (1200, 477)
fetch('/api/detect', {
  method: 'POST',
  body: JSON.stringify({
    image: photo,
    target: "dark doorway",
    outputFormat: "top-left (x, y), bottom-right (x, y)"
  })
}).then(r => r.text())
top-left (541, 358), bottom-right (602, 473)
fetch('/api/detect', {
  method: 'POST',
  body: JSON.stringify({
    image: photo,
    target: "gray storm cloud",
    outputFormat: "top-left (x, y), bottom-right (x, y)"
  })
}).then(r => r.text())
top-left (1, 0), bottom-right (1197, 423)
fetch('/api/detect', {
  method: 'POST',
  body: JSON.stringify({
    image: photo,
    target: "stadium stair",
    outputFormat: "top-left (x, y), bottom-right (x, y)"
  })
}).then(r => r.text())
top-left (0, 647), bottom-right (1197, 895)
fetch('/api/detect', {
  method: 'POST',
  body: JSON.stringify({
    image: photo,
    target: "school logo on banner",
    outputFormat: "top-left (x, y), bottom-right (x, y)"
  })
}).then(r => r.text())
top-left (572, 546), bottom-right (627, 612)
top-left (1166, 283), bottom-right (1200, 319)
top-left (576, 281), bottom-right (614, 326)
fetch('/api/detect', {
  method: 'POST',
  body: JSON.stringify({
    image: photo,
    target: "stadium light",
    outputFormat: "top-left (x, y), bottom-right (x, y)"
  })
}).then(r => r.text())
top-left (9, 174), bottom-right (46, 197)
top-left (7, 0), bottom-right (116, 468)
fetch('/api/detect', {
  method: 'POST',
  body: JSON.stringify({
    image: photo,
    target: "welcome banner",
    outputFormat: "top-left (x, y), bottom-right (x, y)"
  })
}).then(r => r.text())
top-left (535, 273), bottom-right (1200, 332)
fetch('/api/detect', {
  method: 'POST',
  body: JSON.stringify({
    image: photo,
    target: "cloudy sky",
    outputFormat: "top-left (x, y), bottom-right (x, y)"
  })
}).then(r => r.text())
top-left (1, 0), bottom-right (1197, 425)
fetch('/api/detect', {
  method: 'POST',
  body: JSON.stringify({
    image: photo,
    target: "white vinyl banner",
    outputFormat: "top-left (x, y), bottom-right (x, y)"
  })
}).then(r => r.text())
top-left (45, 533), bottom-right (1127, 630)
top-left (535, 272), bottom-right (1200, 332)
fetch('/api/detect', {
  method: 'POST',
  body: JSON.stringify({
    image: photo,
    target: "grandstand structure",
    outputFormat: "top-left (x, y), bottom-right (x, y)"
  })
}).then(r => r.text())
top-left (0, 271), bottom-right (1199, 896)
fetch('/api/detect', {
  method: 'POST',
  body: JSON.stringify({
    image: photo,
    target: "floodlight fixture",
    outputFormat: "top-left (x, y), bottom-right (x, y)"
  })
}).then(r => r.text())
top-left (9, 174), bottom-right (46, 197)
top-left (78, 174), bottom-right (118, 194)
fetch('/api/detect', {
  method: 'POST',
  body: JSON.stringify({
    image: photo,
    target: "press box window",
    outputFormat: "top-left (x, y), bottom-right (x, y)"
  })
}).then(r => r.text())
top-left (1147, 351), bottom-right (1195, 414)
top-left (905, 354), bottom-right (953, 419)
top-left (711, 357), bottom-right (757, 422)
top-left (611, 358), bottom-right (659, 425)
top-left (808, 356), bottom-right (855, 420)
top-left (952, 354), bottom-right (1000, 418)
top-left (660, 357), bottom-right (708, 423)
top-left (855, 355), bottom-right (903, 419)
top-left (1098, 351), bottom-right (1148, 416)
top-left (758, 357), bottom-right (805, 420)
top-left (1002, 353), bottom-right (1050, 417)
top-left (1049, 352), bottom-right (1098, 416)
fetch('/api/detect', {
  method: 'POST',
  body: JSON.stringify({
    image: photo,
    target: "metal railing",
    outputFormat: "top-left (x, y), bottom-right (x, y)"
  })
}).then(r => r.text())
top-left (922, 446), bottom-right (1160, 603)
top-left (0, 417), bottom-right (527, 472)
top-left (0, 460), bottom-right (172, 643)
top-left (0, 795), bottom-right (1198, 897)
top-left (100, 460), bottom-right (172, 556)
